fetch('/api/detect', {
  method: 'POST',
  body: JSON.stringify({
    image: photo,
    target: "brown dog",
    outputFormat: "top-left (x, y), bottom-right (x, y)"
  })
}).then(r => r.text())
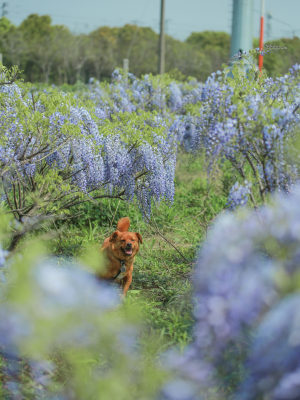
top-left (99, 217), bottom-right (142, 296)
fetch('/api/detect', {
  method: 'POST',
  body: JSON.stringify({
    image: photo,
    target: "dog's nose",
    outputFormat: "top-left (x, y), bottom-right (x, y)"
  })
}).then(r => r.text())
top-left (125, 243), bottom-right (132, 249)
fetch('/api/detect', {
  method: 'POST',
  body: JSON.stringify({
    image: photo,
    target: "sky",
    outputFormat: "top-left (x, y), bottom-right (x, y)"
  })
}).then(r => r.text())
top-left (3, 0), bottom-right (300, 42)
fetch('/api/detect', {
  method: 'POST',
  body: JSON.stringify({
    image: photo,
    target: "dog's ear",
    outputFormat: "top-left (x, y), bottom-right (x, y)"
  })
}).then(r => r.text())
top-left (109, 231), bottom-right (119, 242)
top-left (135, 232), bottom-right (143, 244)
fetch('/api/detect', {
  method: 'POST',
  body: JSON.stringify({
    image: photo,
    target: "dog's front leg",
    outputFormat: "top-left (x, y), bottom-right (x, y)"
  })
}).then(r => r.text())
top-left (121, 274), bottom-right (133, 297)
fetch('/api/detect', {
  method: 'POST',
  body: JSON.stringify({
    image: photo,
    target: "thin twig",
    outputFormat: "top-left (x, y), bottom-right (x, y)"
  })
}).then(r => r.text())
top-left (144, 214), bottom-right (191, 264)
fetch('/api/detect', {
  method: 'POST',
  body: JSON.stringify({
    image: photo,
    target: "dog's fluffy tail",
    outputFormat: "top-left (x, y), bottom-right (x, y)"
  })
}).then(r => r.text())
top-left (117, 217), bottom-right (130, 232)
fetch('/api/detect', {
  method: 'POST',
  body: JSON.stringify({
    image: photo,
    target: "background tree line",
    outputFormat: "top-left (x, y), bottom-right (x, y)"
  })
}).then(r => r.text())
top-left (0, 14), bottom-right (299, 84)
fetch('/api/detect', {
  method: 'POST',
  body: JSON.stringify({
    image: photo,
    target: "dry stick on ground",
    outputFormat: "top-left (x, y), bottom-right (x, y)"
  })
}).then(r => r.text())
top-left (144, 214), bottom-right (191, 264)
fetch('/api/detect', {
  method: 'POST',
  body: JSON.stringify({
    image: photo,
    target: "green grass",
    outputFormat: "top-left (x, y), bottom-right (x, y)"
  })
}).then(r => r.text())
top-left (49, 152), bottom-right (227, 351)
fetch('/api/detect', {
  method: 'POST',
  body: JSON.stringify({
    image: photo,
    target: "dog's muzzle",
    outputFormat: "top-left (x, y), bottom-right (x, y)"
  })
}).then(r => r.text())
top-left (123, 243), bottom-right (133, 256)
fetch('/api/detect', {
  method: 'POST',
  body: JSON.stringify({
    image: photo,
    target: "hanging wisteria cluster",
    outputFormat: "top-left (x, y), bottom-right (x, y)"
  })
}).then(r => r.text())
top-left (88, 69), bottom-right (169, 115)
top-left (176, 62), bottom-right (300, 208)
top-left (0, 75), bottom-right (177, 233)
top-left (85, 60), bottom-right (300, 211)
top-left (161, 184), bottom-right (300, 399)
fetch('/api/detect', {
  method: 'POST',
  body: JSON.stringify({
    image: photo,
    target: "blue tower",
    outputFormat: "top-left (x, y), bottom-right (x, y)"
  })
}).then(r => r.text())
top-left (230, 0), bottom-right (254, 59)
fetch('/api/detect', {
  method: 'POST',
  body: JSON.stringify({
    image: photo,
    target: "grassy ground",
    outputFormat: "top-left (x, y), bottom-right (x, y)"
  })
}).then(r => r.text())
top-left (50, 152), bottom-right (228, 351)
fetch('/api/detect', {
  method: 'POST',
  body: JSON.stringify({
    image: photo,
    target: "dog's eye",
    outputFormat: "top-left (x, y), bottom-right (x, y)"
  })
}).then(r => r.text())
top-left (121, 240), bottom-right (125, 243)
top-left (131, 239), bottom-right (135, 242)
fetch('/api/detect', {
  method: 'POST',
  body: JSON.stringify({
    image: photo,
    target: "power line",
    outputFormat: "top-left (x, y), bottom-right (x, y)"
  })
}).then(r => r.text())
top-left (253, 7), bottom-right (297, 38)
top-left (270, 15), bottom-right (296, 36)
top-left (266, 12), bottom-right (272, 41)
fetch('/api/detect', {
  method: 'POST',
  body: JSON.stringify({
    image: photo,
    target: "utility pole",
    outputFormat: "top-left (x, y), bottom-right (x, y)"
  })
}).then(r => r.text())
top-left (230, 0), bottom-right (254, 60)
top-left (158, 0), bottom-right (165, 74)
top-left (0, 2), bottom-right (6, 66)
top-left (1, 2), bottom-right (7, 18)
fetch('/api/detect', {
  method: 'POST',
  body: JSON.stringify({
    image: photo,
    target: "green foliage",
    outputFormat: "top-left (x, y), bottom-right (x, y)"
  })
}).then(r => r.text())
top-left (186, 30), bottom-right (230, 49)
top-left (186, 30), bottom-right (231, 74)
top-left (257, 37), bottom-right (300, 77)
top-left (101, 110), bottom-right (169, 144)
top-left (116, 24), bottom-right (158, 76)
top-left (0, 17), bottom-right (16, 57)
top-left (0, 64), bottom-right (20, 84)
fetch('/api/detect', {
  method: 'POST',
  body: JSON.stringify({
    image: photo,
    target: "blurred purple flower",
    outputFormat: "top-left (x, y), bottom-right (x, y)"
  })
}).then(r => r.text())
top-left (235, 294), bottom-right (300, 400)
top-left (0, 245), bottom-right (8, 268)
top-left (163, 185), bottom-right (300, 398)
top-left (227, 181), bottom-right (251, 210)
top-left (168, 82), bottom-right (183, 112)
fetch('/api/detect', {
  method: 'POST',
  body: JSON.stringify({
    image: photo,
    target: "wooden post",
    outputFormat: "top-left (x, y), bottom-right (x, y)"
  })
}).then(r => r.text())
top-left (123, 58), bottom-right (129, 83)
top-left (123, 58), bottom-right (129, 74)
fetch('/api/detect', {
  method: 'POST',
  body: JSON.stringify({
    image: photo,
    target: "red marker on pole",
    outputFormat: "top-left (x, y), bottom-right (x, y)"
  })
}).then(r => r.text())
top-left (258, 0), bottom-right (265, 74)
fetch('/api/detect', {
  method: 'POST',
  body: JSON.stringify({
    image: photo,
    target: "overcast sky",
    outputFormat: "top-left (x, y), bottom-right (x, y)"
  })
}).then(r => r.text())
top-left (4, 0), bottom-right (300, 41)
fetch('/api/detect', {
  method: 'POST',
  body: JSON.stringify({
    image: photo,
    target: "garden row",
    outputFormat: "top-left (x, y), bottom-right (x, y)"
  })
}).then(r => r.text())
top-left (0, 56), bottom-right (299, 399)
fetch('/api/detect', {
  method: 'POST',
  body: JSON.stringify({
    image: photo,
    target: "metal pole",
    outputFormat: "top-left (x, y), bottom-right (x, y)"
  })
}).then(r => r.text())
top-left (158, 0), bottom-right (165, 74)
top-left (258, 0), bottom-right (265, 73)
top-left (230, 0), bottom-right (254, 60)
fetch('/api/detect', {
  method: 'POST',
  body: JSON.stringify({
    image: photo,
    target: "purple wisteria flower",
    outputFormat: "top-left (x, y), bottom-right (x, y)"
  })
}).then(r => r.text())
top-left (168, 82), bottom-right (183, 112)
top-left (235, 294), bottom-right (300, 400)
top-left (1, 74), bottom-right (179, 221)
top-left (194, 185), bottom-right (300, 356)
top-left (162, 184), bottom-right (300, 398)
top-left (0, 245), bottom-right (8, 268)
top-left (0, 258), bottom-right (121, 353)
top-left (174, 62), bottom-right (299, 205)
top-left (227, 181), bottom-right (251, 210)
